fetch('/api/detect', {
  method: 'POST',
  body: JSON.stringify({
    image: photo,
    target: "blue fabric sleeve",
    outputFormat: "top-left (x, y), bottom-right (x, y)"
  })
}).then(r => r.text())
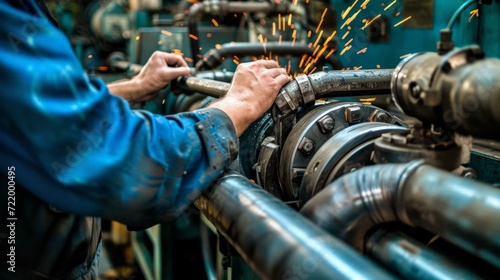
top-left (0, 1), bottom-right (238, 228)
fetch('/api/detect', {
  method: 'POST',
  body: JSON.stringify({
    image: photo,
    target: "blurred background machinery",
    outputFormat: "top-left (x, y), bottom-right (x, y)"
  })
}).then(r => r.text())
top-left (47, 0), bottom-right (500, 279)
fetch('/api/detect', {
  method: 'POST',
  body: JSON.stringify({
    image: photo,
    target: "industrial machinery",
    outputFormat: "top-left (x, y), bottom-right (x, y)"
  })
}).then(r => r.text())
top-left (50, 0), bottom-right (500, 279)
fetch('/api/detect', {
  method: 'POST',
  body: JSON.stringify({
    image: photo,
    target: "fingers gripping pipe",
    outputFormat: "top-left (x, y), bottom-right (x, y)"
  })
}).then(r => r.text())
top-left (300, 161), bottom-right (500, 268)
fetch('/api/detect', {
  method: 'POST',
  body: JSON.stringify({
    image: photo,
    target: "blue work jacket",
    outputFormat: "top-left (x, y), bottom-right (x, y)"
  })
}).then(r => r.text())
top-left (0, 1), bottom-right (238, 278)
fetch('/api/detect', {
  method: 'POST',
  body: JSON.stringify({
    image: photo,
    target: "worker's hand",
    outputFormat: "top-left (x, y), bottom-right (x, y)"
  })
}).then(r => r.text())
top-left (108, 51), bottom-right (190, 104)
top-left (208, 60), bottom-right (291, 136)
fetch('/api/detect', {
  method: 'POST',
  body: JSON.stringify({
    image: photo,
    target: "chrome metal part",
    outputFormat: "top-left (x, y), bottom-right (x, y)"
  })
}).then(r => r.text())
top-left (299, 122), bottom-right (407, 204)
top-left (280, 102), bottom-right (403, 201)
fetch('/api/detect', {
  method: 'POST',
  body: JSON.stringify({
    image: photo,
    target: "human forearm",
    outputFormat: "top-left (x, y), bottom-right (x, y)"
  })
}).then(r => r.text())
top-left (107, 78), bottom-right (144, 104)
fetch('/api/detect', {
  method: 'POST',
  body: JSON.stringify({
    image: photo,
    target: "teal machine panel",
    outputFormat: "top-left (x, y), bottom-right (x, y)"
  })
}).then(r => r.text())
top-left (329, 0), bottom-right (483, 69)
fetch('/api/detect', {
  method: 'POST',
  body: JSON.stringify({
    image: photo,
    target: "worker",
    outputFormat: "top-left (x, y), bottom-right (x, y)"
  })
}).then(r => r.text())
top-left (0, 1), bottom-right (291, 279)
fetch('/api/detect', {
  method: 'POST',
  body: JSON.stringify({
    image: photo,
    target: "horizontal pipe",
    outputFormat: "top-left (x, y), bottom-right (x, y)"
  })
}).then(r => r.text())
top-left (187, 1), bottom-right (304, 64)
top-left (275, 69), bottom-right (394, 115)
top-left (196, 42), bottom-right (342, 71)
top-left (175, 76), bottom-right (230, 98)
top-left (366, 229), bottom-right (482, 280)
top-left (300, 161), bottom-right (500, 269)
top-left (196, 173), bottom-right (396, 280)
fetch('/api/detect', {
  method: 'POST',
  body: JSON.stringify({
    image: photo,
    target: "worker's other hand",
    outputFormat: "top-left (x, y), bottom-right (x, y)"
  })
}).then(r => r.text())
top-left (209, 60), bottom-right (291, 136)
top-left (108, 51), bottom-right (190, 104)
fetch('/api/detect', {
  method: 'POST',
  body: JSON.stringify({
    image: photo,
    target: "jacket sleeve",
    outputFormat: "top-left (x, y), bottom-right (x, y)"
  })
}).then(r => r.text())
top-left (0, 1), bottom-right (238, 228)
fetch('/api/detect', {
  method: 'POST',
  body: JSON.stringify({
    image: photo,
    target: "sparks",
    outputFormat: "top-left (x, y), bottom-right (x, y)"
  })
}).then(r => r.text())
top-left (211, 19), bottom-right (219, 27)
top-left (189, 34), bottom-right (199, 40)
top-left (341, 9), bottom-right (362, 29)
top-left (161, 30), bottom-right (172, 36)
top-left (340, 45), bottom-right (352, 55)
top-left (384, 0), bottom-right (397, 11)
top-left (341, 0), bottom-right (359, 19)
top-left (344, 38), bottom-right (353, 47)
top-left (313, 30), bottom-right (324, 47)
top-left (394, 16), bottom-right (412, 27)
top-left (469, 9), bottom-right (479, 22)
top-left (233, 59), bottom-right (239, 65)
top-left (325, 49), bottom-right (335, 59)
top-left (361, 14), bottom-right (381, 30)
top-left (361, 0), bottom-right (371, 9)
top-left (400, 53), bottom-right (412, 59)
top-left (342, 31), bottom-right (350, 40)
top-left (356, 47), bottom-right (368, 54)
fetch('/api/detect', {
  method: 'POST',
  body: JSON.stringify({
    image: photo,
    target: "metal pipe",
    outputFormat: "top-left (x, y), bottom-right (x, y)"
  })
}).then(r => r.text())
top-left (187, 1), bottom-right (304, 64)
top-left (196, 42), bottom-right (342, 71)
top-left (300, 161), bottom-right (500, 268)
top-left (175, 76), bottom-right (230, 98)
top-left (196, 173), bottom-right (397, 280)
top-left (275, 69), bottom-right (394, 116)
top-left (366, 229), bottom-right (483, 280)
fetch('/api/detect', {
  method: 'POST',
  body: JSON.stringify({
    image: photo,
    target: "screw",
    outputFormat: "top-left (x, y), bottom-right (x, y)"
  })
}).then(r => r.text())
top-left (345, 106), bottom-right (362, 123)
top-left (298, 137), bottom-right (315, 155)
top-left (410, 83), bottom-right (421, 99)
top-left (373, 112), bottom-right (389, 123)
top-left (317, 115), bottom-right (335, 133)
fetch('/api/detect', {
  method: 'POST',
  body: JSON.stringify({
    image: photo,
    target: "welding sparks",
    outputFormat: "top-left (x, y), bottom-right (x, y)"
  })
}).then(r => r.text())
top-left (400, 53), bottom-right (412, 59)
top-left (341, 9), bottom-right (362, 29)
top-left (356, 47), bottom-right (367, 54)
top-left (394, 16), bottom-right (412, 27)
top-left (342, 31), bottom-right (350, 40)
top-left (325, 49), bottom-right (335, 59)
top-left (211, 19), bottom-right (219, 27)
top-left (384, 0), bottom-right (397, 11)
top-left (161, 30), bottom-right (172, 36)
top-left (361, 0), bottom-right (371, 9)
top-left (340, 45), bottom-right (352, 55)
top-left (189, 34), bottom-right (199, 40)
top-left (233, 59), bottom-right (239, 65)
top-left (344, 38), bottom-right (353, 47)
top-left (342, 0), bottom-right (359, 19)
top-left (469, 9), bottom-right (479, 21)
top-left (361, 14), bottom-right (381, 30)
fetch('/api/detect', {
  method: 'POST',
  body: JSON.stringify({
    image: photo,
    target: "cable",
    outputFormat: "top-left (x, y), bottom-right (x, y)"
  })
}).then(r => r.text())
top-left (447, 0), bottom-right (479, 30)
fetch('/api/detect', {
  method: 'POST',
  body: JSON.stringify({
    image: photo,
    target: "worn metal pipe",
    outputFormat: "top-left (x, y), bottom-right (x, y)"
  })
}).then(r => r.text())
top-left (196, 42), bottom-right (342, 71)
top-left (187, 1), bottom-right (304, 64)
top-left (175, 76), bottom-right (230, 98)
top-left (300, 161), bottom-right (500, 268)
top-left (275, 69), bottom-right (394, 116)
top-left (366, 229), bottom-right (483, 280)
top-left (196, 173), bottom-right (397, 280)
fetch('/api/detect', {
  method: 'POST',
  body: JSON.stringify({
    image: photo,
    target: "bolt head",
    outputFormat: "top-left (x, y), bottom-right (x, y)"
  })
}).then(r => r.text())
top-left (298, 137), bottom-right (315, 155)
top-left (317, 115), bottom-right (335, 133)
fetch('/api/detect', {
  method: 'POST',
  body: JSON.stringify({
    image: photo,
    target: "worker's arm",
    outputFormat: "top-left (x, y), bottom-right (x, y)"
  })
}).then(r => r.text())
top-left (0, 1), bottom-right (288, 228)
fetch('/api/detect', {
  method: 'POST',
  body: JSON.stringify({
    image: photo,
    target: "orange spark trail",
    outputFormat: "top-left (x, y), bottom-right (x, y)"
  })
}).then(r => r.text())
top-left (288, 14), bottom-right (293, 26)
top-left (340, 45), bottom-right (352, 55)
top-left (315, 18), bottom-right (324, 33)
top-left (341, 0), bottom-right (359, 19)
top-left (361, 14), bottom-right (381, 30)
top-left (344, 38), bottom-right (353, 46)
top-left (341, 9), bottom-right (362, 29)
top-left (384, 0), bottom-right (397, 11)
top-left (394, 16), bottom-right (412, 27)
top-left (400, 53), bottom-right (411, 59)
top-left (189, 34), bottom-right (198, 40)
top-left (361, 0), bottom-right (370, 9)
top-left (356, 47), bottom-right (368, 54)
top-left (342, 31), bottom-right (350, 39)
top-left (325, 49), bottom-right (335, 59)
top-left (161, 30), bottom-right (172, 36)
top-left (278, 14), bottom-right (282, 30)
top-left (211, 19), bottom-right (219, 26)
top-left (299, 54), bottom-right (308, 68)
top-left (313, 30), bottom-right (324, 47)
